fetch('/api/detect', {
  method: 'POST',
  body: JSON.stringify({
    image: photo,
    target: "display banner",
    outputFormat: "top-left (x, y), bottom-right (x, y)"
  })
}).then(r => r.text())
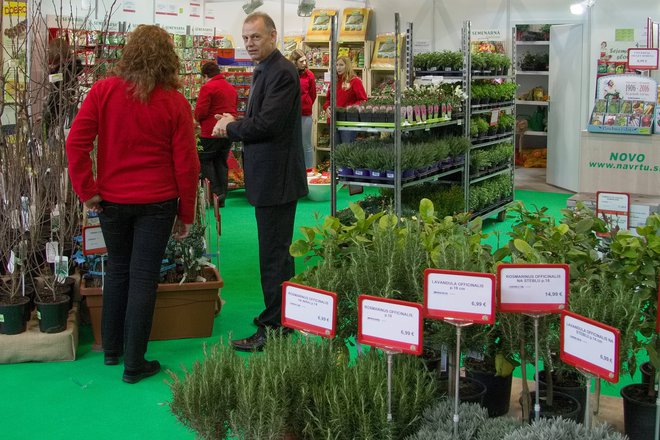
top-left (560, 311), bottom-right (620, 383)
top-left (596, 191), bottom-right (630, 234)
top-left (281, 282), bottom-right (337, 337)
top-left (82, 225), bottom-right (106, 256)
top-left (497, 264), bottom-right (569, 313)
top-left (358, 295), bottom-right (423, 355)
top-left (423, 269), bottom-right (495, 324)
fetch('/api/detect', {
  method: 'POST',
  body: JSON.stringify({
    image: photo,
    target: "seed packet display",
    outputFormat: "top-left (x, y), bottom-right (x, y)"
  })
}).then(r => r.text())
top-left (594, 99), bottom-right (608, 113)
top-left (607, 99), bottom-right (621, 113)
top-left (628, 114), bottom-right (641, 127)
top-left (615, 114), bottom-right (628, 126)
top-left (603, 114), bottom-right (617, 126)
top-left (590, 112), bottom-right (605, 125)
top-left (643, 102), bottom-right (655, 115)
top-left (640, 114), bottom-right (653, 127)
top-left (620, 100), bottom-right (633, 114)
top-left (632, 101), bottom-right (645, 114)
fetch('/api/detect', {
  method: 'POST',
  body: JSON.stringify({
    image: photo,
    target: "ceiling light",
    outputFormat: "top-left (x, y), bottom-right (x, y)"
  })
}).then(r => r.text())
top-left (570, 0), bottom-right (596, 15)
top-left (298, 0), bottom-right (315, 17)
top-left (242, 0), bottom-right (263, 15)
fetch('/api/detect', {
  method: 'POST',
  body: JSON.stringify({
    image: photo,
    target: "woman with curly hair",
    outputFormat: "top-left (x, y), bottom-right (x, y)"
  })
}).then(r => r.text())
top-left (66, 25), bottom-right (200, 384)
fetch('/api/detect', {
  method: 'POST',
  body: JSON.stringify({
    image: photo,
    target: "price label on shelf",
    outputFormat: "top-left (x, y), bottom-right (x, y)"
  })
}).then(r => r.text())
top-left (498, 264), bottom-right (569, 313)
top-left (489, 110), bottom-right (499, 127)
top-left (627, 48), bottom-right (659, 70)
top-left (281, 282), bottom-right (337, 338)
top-left (424, 269), bottom-right (495, 324)
top-left (560, 311), bottom-right (620, 383)
top-left (82, 225), bottom-right (107, 256)
top-left (596, 191), bottom-right (630, 235)
top-left (358, 295), bottom-right (423, 355)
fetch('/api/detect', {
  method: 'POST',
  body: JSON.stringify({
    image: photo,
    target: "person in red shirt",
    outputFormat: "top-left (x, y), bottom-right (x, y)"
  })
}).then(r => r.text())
top-left (194, 62), bottom-right (238, 206)
top-left (323, 55), bottom-right (367, 144)
top-left (66, 25), bottom-right (200, 384)
top-left (288, 49), bottom-right (316, 169)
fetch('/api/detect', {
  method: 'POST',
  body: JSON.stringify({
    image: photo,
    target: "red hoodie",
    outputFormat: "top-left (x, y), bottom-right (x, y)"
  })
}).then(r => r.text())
top-left (299, 69), bottom-right (317, 116)
top-left (194, 74), bottom-right (238, 138)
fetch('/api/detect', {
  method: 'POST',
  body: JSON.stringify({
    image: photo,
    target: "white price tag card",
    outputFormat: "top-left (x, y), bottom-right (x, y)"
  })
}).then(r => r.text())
top-left (424, 269), bottom-right (495, 324)
top-left (489, 110), bottom-right (499, 127)
top-left (7, 251), bottom-right (15, 274)
top-left (497, 264), bottom-right (569, 313)
top-left (281, 282), bottom-right (337, 338)
top-left (82, 225), bottom-right (107, 256)
top-left (627, 48), bottom-right (659, 70)
top-left (358, 295), bottom-right (423, 355)
top-left (45, 241), bottom-right (59, 263)
top-left (560, 311), bottom-right (620, 383)
top-left (54, 256), bottom-right (69, 283)
top-left (596, 191), bottom-right (630, 235)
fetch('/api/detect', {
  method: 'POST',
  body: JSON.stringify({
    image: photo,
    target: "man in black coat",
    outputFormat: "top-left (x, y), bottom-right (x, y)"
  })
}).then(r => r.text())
top-left (213, 11), bottom-right (308, 351)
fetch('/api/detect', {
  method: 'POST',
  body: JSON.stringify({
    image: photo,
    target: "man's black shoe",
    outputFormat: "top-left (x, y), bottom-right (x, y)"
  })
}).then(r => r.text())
top-left (122, 360), bottom-right (161, 384)
top-left (253, 316), bottom-right (263, 327)
top-left (231, 327), bottom-right (294, 352)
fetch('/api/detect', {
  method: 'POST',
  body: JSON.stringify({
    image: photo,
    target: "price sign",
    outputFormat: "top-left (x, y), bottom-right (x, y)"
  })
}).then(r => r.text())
top-left (596, 191), bottom-right (630, 235)
top-left (628, 48), bottom-right (659, 70)
top-left (560, 311), bottom-right (620, 383)
top-left (82, 225), bottom-right (107, 255)
top-left (423, 269), bottom-right (495, 324)
top-left (489, 110), bottom-right (499, 127)
top-left (281, 282), bottom-right (337, 337)
top-left (358, 295), bottom-right (423, 355)
top-left (498, 264), bottom-right (569, 313)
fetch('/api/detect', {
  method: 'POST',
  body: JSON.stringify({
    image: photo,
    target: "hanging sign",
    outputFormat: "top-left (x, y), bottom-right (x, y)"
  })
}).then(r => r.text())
top-left (82, 225), bottom-right (107, 255)
top-left (281, 282), bottom-right (337, 337)
top-left (358, 295), bottom-right (423, 355)
top-left (560, 311), bottom-right (620, 383)
top-left (627, 48), bottom-right (659, 70)
top-left (423, 269), bottom-right (495, 324)
top-left (596, 191), bottom-right (630, 234)
top-left (497, 264), bottom-right (569, 313)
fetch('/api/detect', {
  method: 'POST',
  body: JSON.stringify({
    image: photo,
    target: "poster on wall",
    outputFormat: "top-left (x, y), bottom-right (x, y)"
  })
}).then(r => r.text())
top-left (122, 1), bottom-right (137, 13)
top-left (588, 74), bottom-right (657, 135)
top-left (597, 41), bottom-right (639, 78)
top-left (189, 2), bottom-right (201, 18)
top-left (155, 2), bottom-right (179, 17)
top-left (2, 1), bottom-right (28, 105)
top-left (470, 29), bottom-right (506, 54)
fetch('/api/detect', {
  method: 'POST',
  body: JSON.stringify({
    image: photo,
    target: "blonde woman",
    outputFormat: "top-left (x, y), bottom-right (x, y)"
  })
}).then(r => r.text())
top-left (323, 55), bottom-right (367, 144)
top-left (66, 25), bottom-right (200, 383)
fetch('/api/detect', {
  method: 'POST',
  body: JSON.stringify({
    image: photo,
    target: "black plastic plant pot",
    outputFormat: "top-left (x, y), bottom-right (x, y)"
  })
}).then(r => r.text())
top-left (538, 370), bottom-right (586, 423)
top-left (0, 296), bottom-right (30, 335)
top-left (466, 369), bottom-right (513, 417)
top-left (621, 383), bottom-right (657, 440)
top-left (520, 391), bottom-right (581, 423)
top-left (438, 376), bottom-right (487, 406)
top-left (640, 362), bottom-right (654, 385)
top-left (35, 294), bottom-right (70, 333)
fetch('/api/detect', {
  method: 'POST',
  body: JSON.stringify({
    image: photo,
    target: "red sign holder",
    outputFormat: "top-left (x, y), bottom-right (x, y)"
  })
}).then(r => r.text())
top-left (497, 263), bottom-right (569, 313)
top-left (423, 269), bottom-right (496, 324)
top-left (357, 295), bottom-right (423, 356)
top-left (595, 191), bottom-right (630, 236)
top-left (82, 225), bottom-right (107, 256)
top-left (560, 310), bottom-right (620, 383)
top-left (281, 282), bottom-right (337, 338)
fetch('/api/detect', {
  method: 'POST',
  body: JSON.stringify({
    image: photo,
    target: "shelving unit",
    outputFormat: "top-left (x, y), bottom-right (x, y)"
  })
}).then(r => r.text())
top-left (463, 21), bottom-right (515, 221)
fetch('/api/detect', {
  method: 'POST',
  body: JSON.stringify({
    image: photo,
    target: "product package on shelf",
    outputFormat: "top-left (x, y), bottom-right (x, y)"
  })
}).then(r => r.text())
top-left (306, 9), bottom-right (337, 42)
top-left (587, 74), bottom-right (657, 135)
top-left (339, 8), bottom-right (371, 42)
top-left (371, 33), bottom-right (404, 69)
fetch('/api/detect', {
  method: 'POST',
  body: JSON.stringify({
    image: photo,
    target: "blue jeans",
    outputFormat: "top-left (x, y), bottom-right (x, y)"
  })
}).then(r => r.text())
top-left (336, 129), bottom-right (357, 145)
top-left (98, 199), bottom-right (177, 369)
top-left (301, 116), bottom-right (313, 169)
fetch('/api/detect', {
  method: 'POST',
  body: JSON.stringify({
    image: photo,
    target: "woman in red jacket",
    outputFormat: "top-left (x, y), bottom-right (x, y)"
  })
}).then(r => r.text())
top-left (194, 62), bottom-right (238, 206)
top-left (289, 49), bottom-right (316, 169)
top-left (323, 55), bottom-right (367, 144)
top-left (66, 25), bottom-right (200, 384)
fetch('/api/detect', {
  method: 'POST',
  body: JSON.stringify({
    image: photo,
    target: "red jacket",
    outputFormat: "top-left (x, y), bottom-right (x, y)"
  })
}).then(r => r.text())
top-left (66, 76), bottom-right (200, 223)
top-left (194, 74), bottom-right (238, 138)
top-left (299, 69), bottom-right (316, 116)
top-left (323, 75), bottom-right (367, 110)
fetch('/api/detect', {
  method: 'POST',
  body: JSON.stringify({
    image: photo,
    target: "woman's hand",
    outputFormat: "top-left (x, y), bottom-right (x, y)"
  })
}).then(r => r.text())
top-left (84, 194), bottom-right (103, 213)
top-left (172, 219), bottom-right (191, 240)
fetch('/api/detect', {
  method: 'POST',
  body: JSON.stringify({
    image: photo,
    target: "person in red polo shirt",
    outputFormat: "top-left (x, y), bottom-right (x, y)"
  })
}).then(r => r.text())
top-left (288, 49), bottom-right (316, 169)
top-left (323, 55), bottom-right (367, 144)
top-left (194, 62), bottom-right (238, 206)
top-left (66, 25), bottom-right (200, 384)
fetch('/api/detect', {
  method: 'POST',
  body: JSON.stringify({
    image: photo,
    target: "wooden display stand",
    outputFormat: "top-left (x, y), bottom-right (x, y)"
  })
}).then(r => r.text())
top-left (579, 130), bottom-right (660, 195)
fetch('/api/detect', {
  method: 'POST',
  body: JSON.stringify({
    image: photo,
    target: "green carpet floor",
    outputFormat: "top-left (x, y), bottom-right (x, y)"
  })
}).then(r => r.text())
top-left (0, 188), bottom-right (639, 439)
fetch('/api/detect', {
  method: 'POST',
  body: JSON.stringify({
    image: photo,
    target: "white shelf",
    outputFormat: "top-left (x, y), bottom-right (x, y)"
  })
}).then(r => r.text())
top-left (515, 41), bottom-right (550, 46)
top-left (516, 71), bottom-right (549, 76)
top-left (524, 131), bottom-right (548, 136)
top-left (515, 100), bottom-right (549, 106)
